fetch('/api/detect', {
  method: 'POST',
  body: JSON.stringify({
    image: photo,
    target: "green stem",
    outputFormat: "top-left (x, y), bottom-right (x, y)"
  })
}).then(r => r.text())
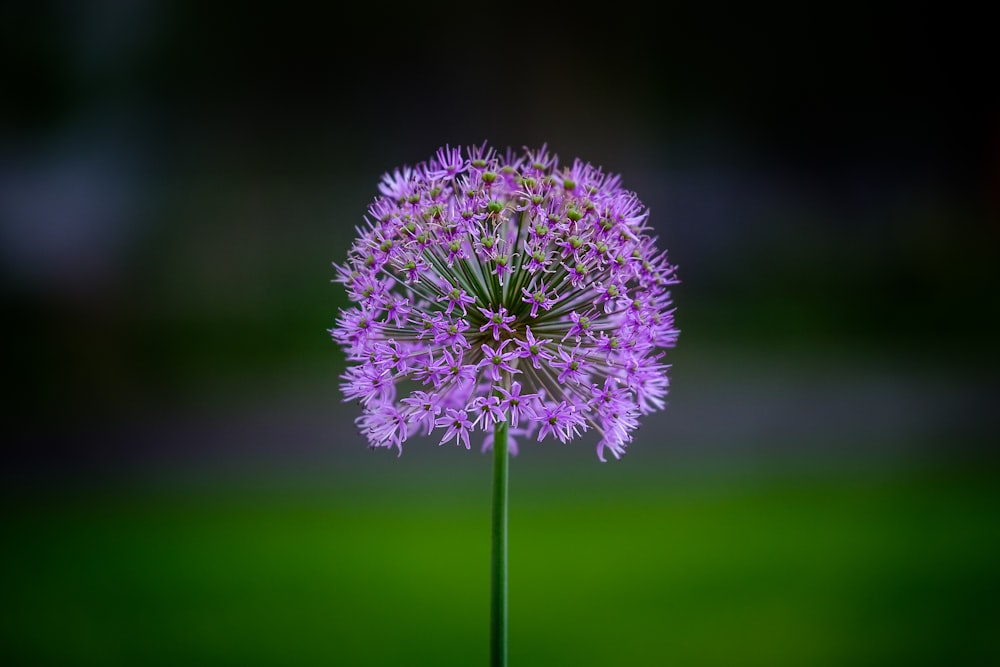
top-left (491, 419), bottom-right (509, 667)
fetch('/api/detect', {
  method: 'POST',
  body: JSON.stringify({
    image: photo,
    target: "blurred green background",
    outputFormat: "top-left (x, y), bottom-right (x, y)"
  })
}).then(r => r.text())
top-left (2, 2), bottom-right (998, 666)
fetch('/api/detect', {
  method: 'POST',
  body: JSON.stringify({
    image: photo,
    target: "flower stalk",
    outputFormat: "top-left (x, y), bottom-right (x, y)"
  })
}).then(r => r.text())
top-left (491, 419), bottom-right (508, 667)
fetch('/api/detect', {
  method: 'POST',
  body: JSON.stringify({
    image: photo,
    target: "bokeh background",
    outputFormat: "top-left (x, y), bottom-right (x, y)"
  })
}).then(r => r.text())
top-left (3, 2), bottom-right (998, 666)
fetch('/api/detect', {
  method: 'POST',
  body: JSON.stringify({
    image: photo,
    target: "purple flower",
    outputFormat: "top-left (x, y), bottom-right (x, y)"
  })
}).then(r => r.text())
top-left (330, 144), bottom-right (679, 459)
top-left (479, 340), bottom-right (520, 382)
top-left (400, 390), bottom-right (441, 436)
top-left (439, 281), bottom-right (477, 316)
top-left (432, 316), bottom-right (472, 351)
top-left (340, 364), bottom-right (393, 405)
top-left (514, 326), bottom-right (554, 370)
top-left (535, 401), bottom-right (586, 443)
top-left (435, 408), bottom-right (475, 449)
top-left (521, 280), bottom-right (558, 318)
top-left (589, 377), bottom-right (640, 462)
top-left (495, 381), bottom-right (539, 428)
top-left (355, 401), bottom-right (408, 456)
top-left (470, 395), bottom-right (504, 431)
top-left (552, 345), bottom-right (589, 385)
top-left (478, 305), bottom-right (515, 341)
top-left (564, 311), bottom-right (595, 342)
top-left (427, 144), bottom-right (467, 180)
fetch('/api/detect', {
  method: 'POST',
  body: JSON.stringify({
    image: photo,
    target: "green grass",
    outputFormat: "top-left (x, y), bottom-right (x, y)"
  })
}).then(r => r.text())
top-left (2, 463), bottom-right (998, 667)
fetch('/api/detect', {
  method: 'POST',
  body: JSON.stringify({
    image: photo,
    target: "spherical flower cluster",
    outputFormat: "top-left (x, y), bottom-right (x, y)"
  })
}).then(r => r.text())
top-left (330, 143), bottom-right (679, 461)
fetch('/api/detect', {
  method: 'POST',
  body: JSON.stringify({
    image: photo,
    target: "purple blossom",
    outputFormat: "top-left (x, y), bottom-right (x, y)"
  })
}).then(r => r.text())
top-left (521, 240), bottom-right (552, 274)
top-left (383, 296), bottom-right (411, 328)
top-left (521, 280), bottom-right (558, 318)
top-left (395, 254), bottom-right (429, 283)
top-left (565, 255), bottom-right (595, 288)
top-left (400, 390), bottom-right (442, 436)
top-left (564, 311), bottom-right (595, 342)
top-left (427, 144), bottom-right (467, 180)
top-left (330, 144), bottom-right (679, 459)
top-left (479, 340), bottom-right (520, 382)
top-left (356, 402), bottom-right (408, 456)
top-left (495, 381), bottom-right (539, 428)
top-left (439, 281), bottom-right (477, 316)
top-left (535, 401), bottom-right (587, 443)
top-left (435, 408), bottom-right (475, 449)
top-left (340, 364), bottom-right (393, 405)
top-left (514, 326), bottom-right (554, 370)
top-left (593, 281), bottom-right (627, 314)
top-left (470, 395), bottom-right (504, 430)
top-left (373, 340), bottom-right (409, 374)
top-left (430, 347), bottom-right (478, 388)
top-left (432, 316), bottom-right (472, 350)
top-left (552, 346), bottom-right (589, 385)
top-left (478, 305), bottom-right (515, 340)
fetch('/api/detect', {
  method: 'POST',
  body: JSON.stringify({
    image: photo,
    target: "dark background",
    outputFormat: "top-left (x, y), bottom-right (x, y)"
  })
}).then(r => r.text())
top-left (2, 2), bottom-right (998, 666)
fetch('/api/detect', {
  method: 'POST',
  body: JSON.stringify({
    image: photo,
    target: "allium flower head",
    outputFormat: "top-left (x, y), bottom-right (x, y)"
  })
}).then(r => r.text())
top-left (330, 143), bottom-right (679, 461)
